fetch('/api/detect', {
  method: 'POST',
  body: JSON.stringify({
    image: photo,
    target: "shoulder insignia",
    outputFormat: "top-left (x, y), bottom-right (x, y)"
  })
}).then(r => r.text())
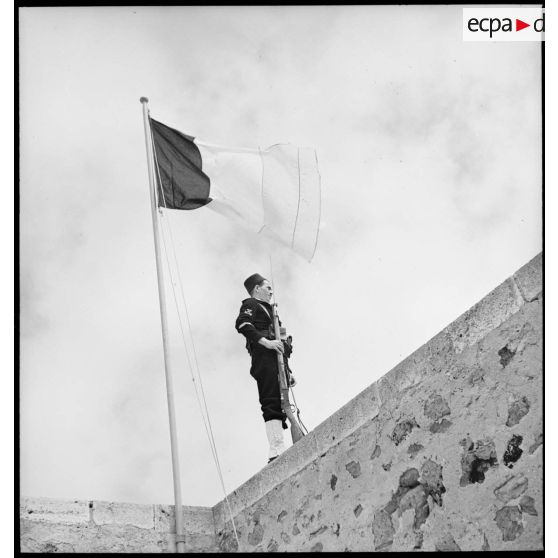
top-left (243, 308), bottom-right (253, 316)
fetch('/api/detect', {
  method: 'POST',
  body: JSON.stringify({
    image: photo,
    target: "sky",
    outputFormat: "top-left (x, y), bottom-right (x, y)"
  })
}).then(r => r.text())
top-left (18, 6), bottom-right (542, 509)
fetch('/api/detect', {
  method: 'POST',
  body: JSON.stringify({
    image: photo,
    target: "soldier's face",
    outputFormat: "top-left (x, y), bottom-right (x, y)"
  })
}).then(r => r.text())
top-left (255, 280), bottom-right (273, 303)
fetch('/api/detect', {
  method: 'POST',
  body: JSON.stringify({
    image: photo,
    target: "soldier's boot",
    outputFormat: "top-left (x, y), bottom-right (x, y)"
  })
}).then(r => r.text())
top-left (265, 419), bottom-right (286, 463)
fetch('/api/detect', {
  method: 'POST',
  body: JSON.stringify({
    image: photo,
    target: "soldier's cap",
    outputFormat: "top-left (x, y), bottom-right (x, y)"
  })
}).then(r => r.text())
top-left (244, 273), bottom-right (267, 295)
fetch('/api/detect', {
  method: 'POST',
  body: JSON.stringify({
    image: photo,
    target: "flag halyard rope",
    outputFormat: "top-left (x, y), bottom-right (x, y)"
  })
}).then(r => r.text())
top-left (310, 149), bottom-right (322, 262)
top-left (291, 147), bottom-right (302, 250)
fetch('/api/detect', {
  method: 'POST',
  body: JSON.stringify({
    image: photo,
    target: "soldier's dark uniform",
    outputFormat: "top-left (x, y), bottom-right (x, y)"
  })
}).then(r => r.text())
top-left (235, 297), bottom-right (287, 428)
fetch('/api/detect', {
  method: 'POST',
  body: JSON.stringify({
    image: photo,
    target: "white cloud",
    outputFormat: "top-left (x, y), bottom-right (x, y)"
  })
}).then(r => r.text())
top-left (19, 6), bottom-right (541, 506)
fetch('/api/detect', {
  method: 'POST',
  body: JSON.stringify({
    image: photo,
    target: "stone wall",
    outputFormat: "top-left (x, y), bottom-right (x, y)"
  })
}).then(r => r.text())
top-left (20, 253), bottom-right (542, 553)
top-left (213, 253), bottom-right (542, 552)
top-left (20, 498), bottom-right (217, 553)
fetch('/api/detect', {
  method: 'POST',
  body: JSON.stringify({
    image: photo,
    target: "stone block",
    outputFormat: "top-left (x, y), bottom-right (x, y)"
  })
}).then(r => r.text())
top-left (184, 506), bottom-right (216, 534)
top-left (313, 385), bottom-right (380, 455)
top-left (255, 433), bottom-right (319, 493)
top-left (513, 252), bottom-right (542, 302)
top-left (372, 509), bottom-right (395, 551)
top-left (212, 475), bottom-right (264, 532)
top-left (92, 500), bottom-right (154, 529)
top-left (495, 505), bottom-right (524, 541)
top-left (446, 278), bottom-right (523, 354)
top-left (212, 427), bottom-right (321, 530)
top-left (424, 393), bottom-right (451, 421)
top-left (494, 475), bottom-right (528, 503)
top-left (20, 497), bottom-right (90, 525)
top-left (381, 350), bottom-right (429, 394)
top-left (519, 495), bottom-right (538, 516)
top-left (154, 504), bottom-right (174, 532)
top-left (154, 504), bottom-right (214, 534)
top-left (378, 329), bottom-right (455, 403)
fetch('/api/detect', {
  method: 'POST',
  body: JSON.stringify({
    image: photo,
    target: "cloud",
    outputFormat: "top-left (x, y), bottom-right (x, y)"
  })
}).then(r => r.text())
top-left (19, 6), bottom-right (541, 507)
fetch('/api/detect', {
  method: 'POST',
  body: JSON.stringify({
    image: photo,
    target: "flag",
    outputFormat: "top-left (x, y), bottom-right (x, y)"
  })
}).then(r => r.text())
top-left (150, 118), bottom-right (321, 261)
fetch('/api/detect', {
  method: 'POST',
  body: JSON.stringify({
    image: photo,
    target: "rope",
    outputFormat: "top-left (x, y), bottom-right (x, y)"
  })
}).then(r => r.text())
top-left (289, 387), bottom-right (309, 435)
top-left (309, 149), bottom-right (322, 262)
top-left (258, 147), bottom-right (266, 232)
top-left (151, 129), bottom-right (241, 548)
top-left (291, 147), bottom-right (302, 250)
top-left (268, 255), bottom-right (275, 300)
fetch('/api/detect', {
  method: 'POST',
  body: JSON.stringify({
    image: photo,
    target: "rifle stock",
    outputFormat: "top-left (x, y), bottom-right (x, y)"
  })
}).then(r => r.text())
top-left (271, 303), bottom-right (305, 443)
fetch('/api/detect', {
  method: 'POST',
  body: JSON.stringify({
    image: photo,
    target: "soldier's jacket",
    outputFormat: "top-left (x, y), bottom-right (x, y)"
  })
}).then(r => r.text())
top-left (235, 297), bottom-right (294, 398)
top-left (235, 298), bottom-right (277, 349)
top-left (235, 297), bottom-right (293, 354)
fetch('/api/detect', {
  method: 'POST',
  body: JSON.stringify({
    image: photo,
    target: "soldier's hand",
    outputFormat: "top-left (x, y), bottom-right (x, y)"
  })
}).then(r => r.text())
top-left (259, 338), bottom-right (285, 354)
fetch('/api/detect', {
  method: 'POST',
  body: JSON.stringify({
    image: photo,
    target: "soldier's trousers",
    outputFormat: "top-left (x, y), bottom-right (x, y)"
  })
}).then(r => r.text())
top-left (250, 345), bottom-right (287, 427)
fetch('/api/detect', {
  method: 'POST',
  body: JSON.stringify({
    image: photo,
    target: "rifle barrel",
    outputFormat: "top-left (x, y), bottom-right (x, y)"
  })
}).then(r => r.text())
top-left (272, 303), bottom-right (305, 443)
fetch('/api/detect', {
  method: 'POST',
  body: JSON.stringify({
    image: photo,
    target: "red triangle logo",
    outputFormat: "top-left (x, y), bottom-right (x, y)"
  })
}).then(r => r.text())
top-left (516, 19), bottom-right (530, 32)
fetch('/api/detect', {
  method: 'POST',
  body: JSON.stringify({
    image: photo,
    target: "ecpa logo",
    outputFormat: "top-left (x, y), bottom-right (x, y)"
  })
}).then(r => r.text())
top-left (463, 8), bottom-right (545, 42)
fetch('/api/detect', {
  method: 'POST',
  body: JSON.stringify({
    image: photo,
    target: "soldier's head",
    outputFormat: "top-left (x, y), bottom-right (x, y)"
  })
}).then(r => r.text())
top-left (244, 273), bottom-right (273, 303)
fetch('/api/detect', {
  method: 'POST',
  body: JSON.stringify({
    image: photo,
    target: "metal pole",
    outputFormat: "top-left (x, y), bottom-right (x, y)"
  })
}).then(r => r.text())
top-left (140, 97), bottom-right (186, 553)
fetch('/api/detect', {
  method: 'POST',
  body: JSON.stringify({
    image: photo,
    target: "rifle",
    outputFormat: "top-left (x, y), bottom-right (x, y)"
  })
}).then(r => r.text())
top-left (271, 302), bottom-right (305, 443)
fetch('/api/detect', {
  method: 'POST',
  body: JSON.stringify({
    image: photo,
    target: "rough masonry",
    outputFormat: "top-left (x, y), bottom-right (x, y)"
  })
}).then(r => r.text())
top-left (20, 253), bottom-right (543, 552)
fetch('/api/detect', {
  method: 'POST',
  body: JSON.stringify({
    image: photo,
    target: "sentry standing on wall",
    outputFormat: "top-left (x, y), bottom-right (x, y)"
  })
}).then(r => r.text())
top-left (235, 273), bottom-right (301, 463)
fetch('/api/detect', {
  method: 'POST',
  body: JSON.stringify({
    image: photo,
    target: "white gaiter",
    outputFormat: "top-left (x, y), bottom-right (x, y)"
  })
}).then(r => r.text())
top-left (265, 419), bottom-right (287, 459)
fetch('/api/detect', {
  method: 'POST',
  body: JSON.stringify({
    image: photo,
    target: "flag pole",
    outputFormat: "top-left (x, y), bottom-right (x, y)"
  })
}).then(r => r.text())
top-left (140, 97), bottom-right (186, 554)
